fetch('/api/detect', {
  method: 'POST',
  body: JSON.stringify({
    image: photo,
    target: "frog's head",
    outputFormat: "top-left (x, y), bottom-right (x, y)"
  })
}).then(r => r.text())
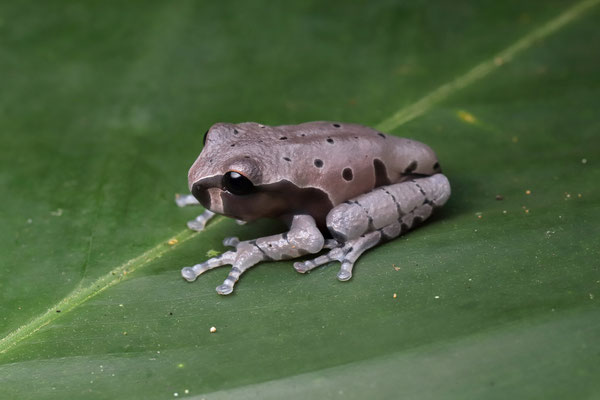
top-left (187, 122), bottom-right (297, 221)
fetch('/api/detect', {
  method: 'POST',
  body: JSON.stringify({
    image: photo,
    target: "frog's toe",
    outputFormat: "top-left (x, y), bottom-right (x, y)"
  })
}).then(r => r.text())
top-left (293, 261), bottom-right (312, 273)
top-left (336, 261), bottom-right (354, 281)
top-left (181, 267), bottom-right (198, 282)
top-left (187, 219), bottom-right (206, 232)
top-left (222, 236), bottom-right (240, 248)
top-left (186, 210), bottom-right (216, 231)
top-left (216, 284), bottom-right (234, 295)
top-left (323, 239), bottom-right (341, 249)
top-left (175, 194), bottom-right (199, 207)
top-left (181, 251), bottom-right (237, 284)
top-left (337, 271), bottom-right (352, 281)
top-left (293, 249), bottom-right (345, 274)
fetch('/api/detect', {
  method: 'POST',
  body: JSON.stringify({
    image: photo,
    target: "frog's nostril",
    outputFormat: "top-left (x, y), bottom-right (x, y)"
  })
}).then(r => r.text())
top-left (192, 182), bottom-right (211, 209)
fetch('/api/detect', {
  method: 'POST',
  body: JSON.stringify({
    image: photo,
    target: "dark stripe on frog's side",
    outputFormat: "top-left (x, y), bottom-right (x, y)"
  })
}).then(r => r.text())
top-left (221, 179), bottom-right (334, 230)
top-left (373, 158), bottom-right (391, 187)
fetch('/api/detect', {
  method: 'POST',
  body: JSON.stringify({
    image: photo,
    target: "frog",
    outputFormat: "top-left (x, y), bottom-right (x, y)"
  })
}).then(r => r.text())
top-left (175, 121), bottom-right (450, 295)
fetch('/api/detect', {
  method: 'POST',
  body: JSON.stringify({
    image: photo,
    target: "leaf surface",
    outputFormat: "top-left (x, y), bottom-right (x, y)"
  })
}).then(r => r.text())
top-left (1, 1), bottom-right (599, 399)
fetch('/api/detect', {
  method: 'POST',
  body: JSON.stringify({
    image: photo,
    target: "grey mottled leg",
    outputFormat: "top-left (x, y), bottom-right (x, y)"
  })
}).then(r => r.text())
top-left (295, 174), bottom-right (450, 281)
top-left (175, 194), bottom-right (200, 207)
top-left (181, 214), bottom-right (324, 295)
top-left (326, 174), bottom-right (450, 241)
top-left (294, 231), bottom-right (382, 281)
top-left (186, 209), bottom-right (216, 231)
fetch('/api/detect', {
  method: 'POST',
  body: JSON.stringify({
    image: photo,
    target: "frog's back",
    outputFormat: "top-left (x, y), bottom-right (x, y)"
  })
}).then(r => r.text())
top-left (202, 121), bottom-right (443, 227)
top-left (269, 121), bottom-right (442, 206)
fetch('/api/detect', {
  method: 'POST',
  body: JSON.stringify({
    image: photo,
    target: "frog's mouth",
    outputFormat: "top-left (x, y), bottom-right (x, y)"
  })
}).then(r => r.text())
top-left (191, 175), bottom-right (263, 220)
top-left (192, 177), bottom-right (333, 227)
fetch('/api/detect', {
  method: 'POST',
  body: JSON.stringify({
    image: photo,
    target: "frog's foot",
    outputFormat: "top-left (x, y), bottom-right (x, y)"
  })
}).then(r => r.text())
top-left (186, 209), bottom-right (216, 232)
top-left (182, 249), bottom-right (259, 296)
top-left (323, 239), bottom-right (341, 249)
top-left (181, 250), bottom-right (237, 282)
top-left (182, 214), bottom-right (325, 295)
top-left (293, 230), bottom-right (382, 281)
top-left (175, 193), bottom-right (200, 207)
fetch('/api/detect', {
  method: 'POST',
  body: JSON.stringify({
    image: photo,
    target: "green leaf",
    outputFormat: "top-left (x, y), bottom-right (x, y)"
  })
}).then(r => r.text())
top-left (1, 1), bottom-right (599, 398)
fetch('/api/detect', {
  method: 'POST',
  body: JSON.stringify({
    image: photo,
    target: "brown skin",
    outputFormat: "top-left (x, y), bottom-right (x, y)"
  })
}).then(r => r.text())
top-left (188, 121), bottom-right (441, 227)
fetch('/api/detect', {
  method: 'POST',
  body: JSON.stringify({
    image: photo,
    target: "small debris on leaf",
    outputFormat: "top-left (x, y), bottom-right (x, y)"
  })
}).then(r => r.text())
top-left (525, 190), bottom-right (531, 195)
top-left (495, 194), bottom-right (504, 201)
top-left (393, 293), bottom-right (397, 299)
top-left (168, 238), bottom-right (178, 246)
top-left (457, 110), bottom-right (476, 124)
top-left (210, 326), bottom-right (217, 333)
top-left (206, 249), bottom-right (221, 258)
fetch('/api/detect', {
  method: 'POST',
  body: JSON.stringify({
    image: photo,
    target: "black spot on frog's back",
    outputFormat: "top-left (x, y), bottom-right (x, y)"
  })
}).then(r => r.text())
top-left (342, 168), bottom-right (353, 181)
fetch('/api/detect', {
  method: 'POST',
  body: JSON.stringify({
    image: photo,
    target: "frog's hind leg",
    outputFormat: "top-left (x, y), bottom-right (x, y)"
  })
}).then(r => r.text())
top-left (295, 174), bottom-right (450, 281)
top-left (294, 230), bottom-right (382, 281)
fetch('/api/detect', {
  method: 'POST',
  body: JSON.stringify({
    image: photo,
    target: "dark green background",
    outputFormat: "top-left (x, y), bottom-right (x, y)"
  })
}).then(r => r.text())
top-left (1, 1), bottom-right (598, 399)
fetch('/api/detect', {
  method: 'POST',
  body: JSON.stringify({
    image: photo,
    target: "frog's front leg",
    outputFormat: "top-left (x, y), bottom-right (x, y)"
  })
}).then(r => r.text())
top-left (175, 194), bottom-right (247, 231)
top-left (175, 193), bottom-right (200, 207)
top-left (181, 214), bottom-right (324, 295)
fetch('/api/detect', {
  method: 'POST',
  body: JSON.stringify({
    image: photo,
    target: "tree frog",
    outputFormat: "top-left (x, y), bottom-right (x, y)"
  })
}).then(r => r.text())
top-left (176, 121), bottom-right (450, 295)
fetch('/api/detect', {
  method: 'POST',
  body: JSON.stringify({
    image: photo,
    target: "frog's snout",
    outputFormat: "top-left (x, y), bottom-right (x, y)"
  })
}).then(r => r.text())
top-left (191, 181), bottom-right (211, 209)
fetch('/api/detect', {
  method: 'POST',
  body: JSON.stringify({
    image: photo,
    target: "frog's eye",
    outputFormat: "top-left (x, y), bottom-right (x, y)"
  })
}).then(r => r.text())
top-left (222, 171), bottom-right (255, 195)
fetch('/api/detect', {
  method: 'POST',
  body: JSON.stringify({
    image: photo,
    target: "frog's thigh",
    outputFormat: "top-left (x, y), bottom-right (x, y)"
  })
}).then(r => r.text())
top-left (294, 174), bottom-right (450, 280)
top-left (326, 174), bottom-right (451, 242)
